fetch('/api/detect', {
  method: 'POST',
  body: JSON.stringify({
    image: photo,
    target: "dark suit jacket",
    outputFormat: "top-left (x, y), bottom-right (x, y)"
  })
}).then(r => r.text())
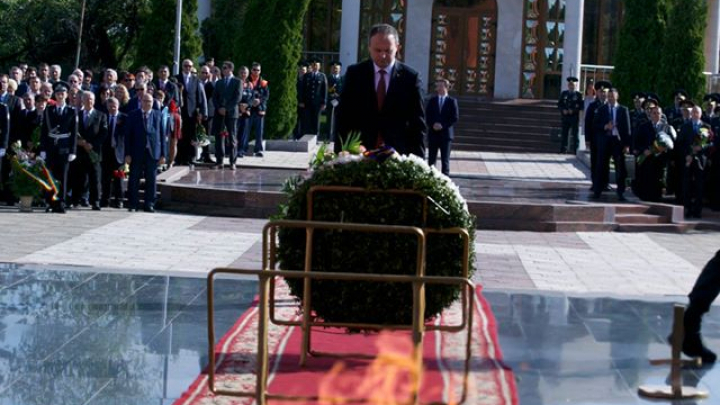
top-left (213, 77), bottom-right (242, 118)
top-left (78, 109), bottom-right (108, 161)
top-left (335, 60), bottom-right (426, 157)
top-left (0, 104), bottom-right (9, 150)
top-left (18, 108), bottom-right (41, 146)
top-left (153, 79), bottom-right (180, 108)
top-left (592, 103), bottom-right (632, 148)
top-left (425, 95), bottom-right (459, 141)
top-left (103, 112), bottom-right (127, 165)
top-left (203, 80), bottom-right (215, 118)
top-left (40, 104), bottom-right (78, 156)
top-left (301, 71), bottom-right (327, 107)
top-left (677, 120), bottom-right (712, 158)
top-left (584, 99), bottom-right (604, 143)
top-left (125, 109), bottom-right (165, 161)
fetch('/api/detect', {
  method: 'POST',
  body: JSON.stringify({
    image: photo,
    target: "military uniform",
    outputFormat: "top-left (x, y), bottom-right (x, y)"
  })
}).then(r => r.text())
top-left (40, 102), bottom-right (78, 211)
top-left (326, 64), bottom-right (343, 142)
top-left (300, 67), bottom-right (328, 138)
top-left (246, 72), bottom-right (269, 156)
top-left (557, 77), bottom-right (582, 153)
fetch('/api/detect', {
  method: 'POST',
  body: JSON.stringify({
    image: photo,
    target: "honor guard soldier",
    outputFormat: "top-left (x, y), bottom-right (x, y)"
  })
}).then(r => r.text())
top-left (39, 83), bottom-right (78, 213)
top-left (293, 61), bottom-right (309, 140)
top-left (629, 92), bottom-right (647, 135)
top-left (326, 61), bottom-right (344, 142)
top-left (665, 89), bottom-right (689, 131)
top-left (702, 93), bottom-right (719, 122)
top-left (300, 58), bottom-right (328, 138)
top-left (557, 76), bottom-right (583, 154)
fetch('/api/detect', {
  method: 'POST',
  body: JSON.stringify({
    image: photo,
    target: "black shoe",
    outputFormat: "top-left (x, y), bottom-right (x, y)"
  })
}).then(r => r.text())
top-left (617, 194), bottom-right (627, 202)
top-left (80, 200), bottom-right (89, 207)
top-left (143, 206), bottom-right (155, 213)
top-left (254, 152), bottom-right (264, 157)
top-left (91, 203), bottom-right (101, 211)
top-left (127, 207), bottom-right (136, 212)
top-left (115, 201), bottom-right (124, 209)
top-left (682, 334), bottom-right (717, 364)
top-left (202, 156), bottom-right (216, 164)
top-left (591, 192), bottom-right (601, 199)
top-left (100, 200), bottom-right (109, 208)
top-left (604, 185), bottom-right (613, 191)
top-left (52, 202), bottom-right (66, 214)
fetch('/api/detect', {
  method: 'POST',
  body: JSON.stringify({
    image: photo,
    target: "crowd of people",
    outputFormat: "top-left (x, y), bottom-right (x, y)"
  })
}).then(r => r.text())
top-left (0, 59), bottom-right (270, 213)
top-left (560, 78), bottom-right (720, 218)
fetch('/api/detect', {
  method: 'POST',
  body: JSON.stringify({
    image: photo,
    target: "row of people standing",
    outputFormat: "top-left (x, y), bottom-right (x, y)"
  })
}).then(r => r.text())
top-left (295, 59), bottom-right (343, 142)
top-left (579, 78), bottom-right (720, 218)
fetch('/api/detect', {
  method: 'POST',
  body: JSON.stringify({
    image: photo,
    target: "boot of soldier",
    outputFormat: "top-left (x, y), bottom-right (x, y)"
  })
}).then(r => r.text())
top-left (682, 332), bottom-right (717, 364)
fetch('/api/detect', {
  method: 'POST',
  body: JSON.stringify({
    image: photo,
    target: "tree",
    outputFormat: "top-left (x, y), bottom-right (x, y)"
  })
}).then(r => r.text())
top-left (658, 0), bottom-right (708, 104)
top-left (236, 0), bottom-right (312, 139)
top-left (611, 0), bottom-right (669, 103)
top-left (0, 0), bottom-right (144, 72)
top-left (200, 0), bottom-right (249, 63)
top-left (134, 0), bottom-right (202, 71)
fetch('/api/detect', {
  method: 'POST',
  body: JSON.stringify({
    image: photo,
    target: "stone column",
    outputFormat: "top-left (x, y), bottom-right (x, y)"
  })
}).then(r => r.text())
top-left (494, 0), bottom-right (524, 99)
top-left (340, 0), bottom-right (361, 69)
top-left (563, 0), bottom-right (584, 84)
top-left (705, 0), bottom-right (720, 73)
top-left (404, 0), bottom-right (435, 88)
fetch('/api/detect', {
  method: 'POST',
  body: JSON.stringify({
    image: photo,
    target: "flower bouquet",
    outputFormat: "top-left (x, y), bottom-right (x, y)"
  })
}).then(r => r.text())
top-left (113, 163), bottom-right (129, 180)
top-left (191, 124), bottom-right (211, 148)
top-left (9, 141), bottom-right (60, 205)
top-left (278, 135), bottom-right (475, 327)
top-left (637, 131), bottom-right (674, 166)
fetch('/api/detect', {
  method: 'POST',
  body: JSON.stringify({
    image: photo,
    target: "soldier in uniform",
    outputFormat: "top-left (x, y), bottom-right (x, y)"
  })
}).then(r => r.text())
top-left (557, 77), bottom-right (582, 154)
top-left (246, 62), bottom-right (269, 157)
top-left (39, 84), bottom-right (78, 213)
top-left (702, 93), bottom-right (719, 123)
top-left (326, 61), bottom-right (343, 142)
top-left (300, 58), bottom-right (328, 138)
top-left (293, 61), bottom-right (308, 140)
top-left (665, 89), bottom-right (689, 132)
top-left (629, 92), bottom-right (647, 137)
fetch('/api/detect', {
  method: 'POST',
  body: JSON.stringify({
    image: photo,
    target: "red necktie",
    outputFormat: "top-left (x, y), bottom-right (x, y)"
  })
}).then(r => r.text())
top-left (376, 70), bottom-right (387, 147)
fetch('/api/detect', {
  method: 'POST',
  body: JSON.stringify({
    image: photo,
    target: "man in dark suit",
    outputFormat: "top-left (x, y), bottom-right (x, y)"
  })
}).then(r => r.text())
top-left (74, 91), bottom-right (108, 210)
top-left (299, 58), bottom-right (327, 138)
top-left (175, 59), bottom-right (208, 165)
top-left (592, 88), bottom-right (631, 201)
top-left (0, 102), bottom-right (9, 203)
top-left (40, 84), bottom-right (78, 213)
top-left (125, 93), bottom-right (166, 212)
top-left (558, 76), bottom-right (583, 154)
top-left (100, 97), bottom-right (127, 208)
top-left (153, 66), bottom-right (180, 108)
top-left (335, 24), bottom-right (426, 157)
top-left (293, 62), bottom-right (308, 140)
top-left (212, 61), bottom-right (241, 169)
top-left (426, 79), bottom-right (458, 176)
top-left (584, 81), bottom-right (609, 190)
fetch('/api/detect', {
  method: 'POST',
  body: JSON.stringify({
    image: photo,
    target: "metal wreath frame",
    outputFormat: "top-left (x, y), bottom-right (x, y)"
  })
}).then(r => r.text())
top-left (207, 186), bottom-right (475, 404)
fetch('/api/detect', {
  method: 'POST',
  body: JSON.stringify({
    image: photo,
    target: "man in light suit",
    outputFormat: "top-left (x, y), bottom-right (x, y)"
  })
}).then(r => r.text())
top-left (592, 88), bottom-right (631, 201)
top-left (212, 61), bottom-right (241, 169)
top-left (176, 59), bottom-right (208, 165)
top-left (125, 93), bottom-right (166, 212)
top-left (73, 91), bottom-right (108, 210)
top-left (335, 24), bottom-right (426, 157)
top-left (426, 79), bottom-right (458, 175)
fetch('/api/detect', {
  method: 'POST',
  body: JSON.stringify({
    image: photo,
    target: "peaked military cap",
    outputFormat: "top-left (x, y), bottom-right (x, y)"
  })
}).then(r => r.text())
top-left (594, 80), bottom-right (612, 91)
top-left (679, 99), bottom-right (696, 108)
top-left (566, 76), bottom-right (579, 83)
top-left (672, 89), bottom-right (689, 99)
top-left (53, 81), bottom-right (70, 93)
top-left (631, 92), bottom-right (646, 100)
top-left (645, 92), bottom-right (661, 105)
top-left (642, 98), bottom-right (659, 109)
top-left (330, 60), bottom-right (342, 67)
top-left (703, 93), bottom-right (720, 103)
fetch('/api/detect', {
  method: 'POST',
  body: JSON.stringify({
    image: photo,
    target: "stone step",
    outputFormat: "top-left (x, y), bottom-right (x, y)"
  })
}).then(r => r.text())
top-left (615, 223), bottom-right (693, 233)
top-left (614, 205), bottom-right (651, 215)
top-left (614, 214), bottom-right (666, 224)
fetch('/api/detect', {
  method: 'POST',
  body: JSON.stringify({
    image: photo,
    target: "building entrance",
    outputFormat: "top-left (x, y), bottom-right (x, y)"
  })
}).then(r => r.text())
top-left (429, 0), bottom-right (497, 97)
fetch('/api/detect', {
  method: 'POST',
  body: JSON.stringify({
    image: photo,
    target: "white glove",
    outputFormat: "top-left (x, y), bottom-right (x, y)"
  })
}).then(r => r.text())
top-left (0, 148), bottom-right (5, 157)
top-left (40, 151), bottom-right (47, 160)
top-left (68, 154), bottom-right (77, 162)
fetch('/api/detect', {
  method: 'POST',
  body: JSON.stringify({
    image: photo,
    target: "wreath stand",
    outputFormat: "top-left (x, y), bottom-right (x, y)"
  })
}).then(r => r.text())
top-left (637, 304), bottom-right (709, 400)
top-left (207, 186), bottom-right (474, 404)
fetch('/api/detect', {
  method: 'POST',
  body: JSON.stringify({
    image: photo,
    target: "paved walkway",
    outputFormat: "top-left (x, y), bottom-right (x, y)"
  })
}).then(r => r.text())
top-left (1, 209), bottom-right (716, 302)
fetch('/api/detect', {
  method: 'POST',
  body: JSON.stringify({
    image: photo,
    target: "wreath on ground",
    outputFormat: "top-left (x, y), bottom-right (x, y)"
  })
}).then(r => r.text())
top-left (275, 145), bottom-right (476, 327)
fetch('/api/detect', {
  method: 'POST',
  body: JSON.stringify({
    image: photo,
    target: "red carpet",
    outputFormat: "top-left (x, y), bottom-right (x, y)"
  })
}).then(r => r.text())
top-left (174, 281), bottom-right (517, 405)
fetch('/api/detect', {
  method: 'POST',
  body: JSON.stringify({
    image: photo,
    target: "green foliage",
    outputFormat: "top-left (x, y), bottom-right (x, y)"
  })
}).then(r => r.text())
top-left (237, 0), bottom-right (312, 139)
top-left (611, 0), bottom-right (669, 103)
top-left (10, 158), bottom-right (43, 198)
top-left (658, 0), bottom-right (708, 103)
top-left (200, 0), bottom-right (250, 62)
top-left (276, 158), bottom-right (476, 327)
top-left (134, 0), bottom-right (202, 71)
top-left (0, 0), bottom-right (144, 71)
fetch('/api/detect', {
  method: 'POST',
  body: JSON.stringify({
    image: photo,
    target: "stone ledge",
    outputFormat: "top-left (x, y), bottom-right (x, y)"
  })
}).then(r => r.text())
top-left (261, 135), bottom-right (320, 153)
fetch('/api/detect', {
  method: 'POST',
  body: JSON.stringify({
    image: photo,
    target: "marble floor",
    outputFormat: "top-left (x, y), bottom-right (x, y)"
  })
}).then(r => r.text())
top-left (1, 264), bottom-right (718, 405)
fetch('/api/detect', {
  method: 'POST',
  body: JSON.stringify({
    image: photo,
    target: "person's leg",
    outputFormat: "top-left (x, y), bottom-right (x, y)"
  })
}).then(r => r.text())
top-left (570, 120), bottom-right (579, 153)
top-left (427, 137), bottom-right (439, 169)
top-left (612, 140), bottom-right (627, 198)
top-left (253, 115), bottom-right (265, 155)
top-left (212, 115), bottom-right (225, 166)
top-left (88, 161), bottom-right (102, 208)
top-left (127, 158), bottom-right (141, 210)
top-left (560, 121), bottom-right (570, 153)
top-left (683, 250), bottom-right (720, 362)
top-left (143, 152), bottom-right (159, 210)
top-left (440, 139), bottom-right (452, 176)
top-left (227, 116), bottom-right (238, 166)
